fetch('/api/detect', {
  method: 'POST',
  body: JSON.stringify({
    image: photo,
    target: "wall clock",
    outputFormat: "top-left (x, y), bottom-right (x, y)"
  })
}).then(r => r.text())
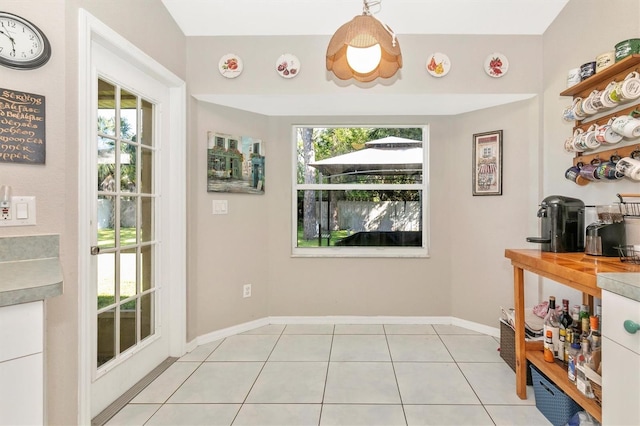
top-left (0, 12), bottom-right (51, 70)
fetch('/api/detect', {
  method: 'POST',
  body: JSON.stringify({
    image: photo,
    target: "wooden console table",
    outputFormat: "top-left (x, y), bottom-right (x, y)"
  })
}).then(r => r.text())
top-left (504, 249), bottom-right (640, 423)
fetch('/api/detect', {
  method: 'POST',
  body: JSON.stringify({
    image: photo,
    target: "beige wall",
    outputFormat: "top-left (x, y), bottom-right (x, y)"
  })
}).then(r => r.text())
top-left (0, 1), bottom-right (186, 424)
top-left (2, 0), bottom-right (639, 423)
top-left (186, 29), bottom-right (544, 332)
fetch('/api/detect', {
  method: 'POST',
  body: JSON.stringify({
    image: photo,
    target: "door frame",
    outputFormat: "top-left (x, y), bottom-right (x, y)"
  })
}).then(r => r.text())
top-left (77, 10), bottom-right (186, 424)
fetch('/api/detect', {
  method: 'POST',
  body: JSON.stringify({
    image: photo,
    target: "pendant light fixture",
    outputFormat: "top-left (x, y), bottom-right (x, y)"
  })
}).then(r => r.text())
top-left (326, 0), bottom-right (402, 83)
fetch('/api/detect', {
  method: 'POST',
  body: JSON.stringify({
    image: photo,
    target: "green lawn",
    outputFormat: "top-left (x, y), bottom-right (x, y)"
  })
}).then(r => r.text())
top-left (97, 227), bottom-right (137, 309)
top-left (98, 227), bottom-right (137, 247)
top-left (297, 228), bottom-right (349, 247)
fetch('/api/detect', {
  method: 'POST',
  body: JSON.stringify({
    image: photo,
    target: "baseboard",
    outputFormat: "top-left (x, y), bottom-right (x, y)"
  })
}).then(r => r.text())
top-left (189, 315), bottom-right (499, 349)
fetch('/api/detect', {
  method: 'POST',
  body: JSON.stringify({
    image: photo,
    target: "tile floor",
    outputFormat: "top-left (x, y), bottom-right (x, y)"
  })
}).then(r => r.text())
top-left (105, 324), bottom-right (552, 426)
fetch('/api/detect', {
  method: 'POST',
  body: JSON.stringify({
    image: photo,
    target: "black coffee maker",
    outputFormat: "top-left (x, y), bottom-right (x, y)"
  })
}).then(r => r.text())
top-left (527, 195), bottom-right (585, 252)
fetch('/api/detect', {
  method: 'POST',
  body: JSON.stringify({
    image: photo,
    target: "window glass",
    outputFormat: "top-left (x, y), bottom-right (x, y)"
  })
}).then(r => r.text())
top-left (293, 127), bottom-right (428, 256)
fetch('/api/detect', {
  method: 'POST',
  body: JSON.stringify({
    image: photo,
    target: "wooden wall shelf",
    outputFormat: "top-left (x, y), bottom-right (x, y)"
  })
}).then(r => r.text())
top-left (561, 54), bottom-right (640, 173)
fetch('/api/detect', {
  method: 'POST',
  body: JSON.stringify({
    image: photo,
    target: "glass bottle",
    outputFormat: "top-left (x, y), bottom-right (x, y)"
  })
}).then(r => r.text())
top-left (567, 340), bottom-right (581, 382)
top-left (587, 315), bottom-right (601, 371)
top-left (558, 299), bottom-right (572, 362)
top-left (544, 296), bottom-right (560, 359)
top-left (571, 305), bottom-right (582, 334)
top-left (544, 330), bottom-right (554, 362)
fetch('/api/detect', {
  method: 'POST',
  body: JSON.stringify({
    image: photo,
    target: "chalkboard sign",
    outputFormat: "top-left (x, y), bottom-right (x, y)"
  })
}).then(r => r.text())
top-left (0, 88), bottom-right (45, 164)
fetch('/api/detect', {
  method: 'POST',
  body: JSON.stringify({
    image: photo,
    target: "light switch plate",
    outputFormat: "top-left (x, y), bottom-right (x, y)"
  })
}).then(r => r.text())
top-left (212, 200), bottom-right (228, 215)
top-left (0, 196), bottom-right (36, 227)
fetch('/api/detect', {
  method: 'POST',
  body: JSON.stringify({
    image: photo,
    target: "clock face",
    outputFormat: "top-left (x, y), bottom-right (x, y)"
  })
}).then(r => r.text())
top-left (0, 12), bottom-right (51, 69)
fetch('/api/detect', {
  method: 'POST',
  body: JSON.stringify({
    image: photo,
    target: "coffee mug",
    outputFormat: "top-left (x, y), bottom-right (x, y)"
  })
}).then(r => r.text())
top-left (562, 98), bottom-right (586, 121)
top-left (595, 118), bottom-right (624, 144)
top-left (578, 124), bottom-right (600, 150)
top-left (596, 51), bottom-right (615, 73)
top-left (617, 71), bottom-right (640, 102)
top-left (564, 129), bottom-right (585, 153)
top-left (596, 161), bottom-right (624, 180)
top-left (565, 165), bottom-right (590, 185)
top-left (581, 96), bottom-right (598, 115)
top-left (611, 114), bottom-right (640, 138)
top-left (571, 97), bottom-right (587, 120)
top-left (579, 162), bottom-right (601, 181)
top-left (580, 61), bottom-right (596, 80)
top-left (567, 67), bottom-right (581, 88)
top-left (587, 90), bottom-right (605, 111)
top-left (601, 82), bottom-right (620, 108)
top-left (615, 157), bottom-right (640, 180)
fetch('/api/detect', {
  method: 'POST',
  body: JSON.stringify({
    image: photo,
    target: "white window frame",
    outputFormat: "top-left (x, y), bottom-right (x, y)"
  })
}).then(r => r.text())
top-left (291, 124), bottom-right (430, 258)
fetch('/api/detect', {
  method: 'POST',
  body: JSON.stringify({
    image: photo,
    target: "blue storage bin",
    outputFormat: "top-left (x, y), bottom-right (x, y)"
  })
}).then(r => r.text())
top-left (530, 364), bottom-right (582, 426)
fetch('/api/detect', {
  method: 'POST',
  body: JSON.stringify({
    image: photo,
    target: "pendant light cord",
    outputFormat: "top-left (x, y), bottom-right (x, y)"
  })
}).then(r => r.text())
top-left (362, 0), bottom-right (397, 47)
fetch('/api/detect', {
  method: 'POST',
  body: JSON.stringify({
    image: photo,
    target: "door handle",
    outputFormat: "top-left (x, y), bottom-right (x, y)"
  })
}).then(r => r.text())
top-left (624, 320), bottom-right (640, 334)
top-left (90, 246), bottom-right (100, 256)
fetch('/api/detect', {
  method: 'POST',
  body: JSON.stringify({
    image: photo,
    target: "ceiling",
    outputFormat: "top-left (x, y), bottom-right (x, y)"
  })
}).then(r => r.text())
top-left (162, 0), bottom-right (569, 116)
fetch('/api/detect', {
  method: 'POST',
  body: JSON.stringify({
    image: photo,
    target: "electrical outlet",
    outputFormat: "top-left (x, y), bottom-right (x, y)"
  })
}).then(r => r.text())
top-left (243, 284), bottom-right (252, 298)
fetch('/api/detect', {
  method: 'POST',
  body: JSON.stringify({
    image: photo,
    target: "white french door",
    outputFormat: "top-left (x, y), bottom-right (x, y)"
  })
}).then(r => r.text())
top-left (78, 11), bottom-right (186, 421)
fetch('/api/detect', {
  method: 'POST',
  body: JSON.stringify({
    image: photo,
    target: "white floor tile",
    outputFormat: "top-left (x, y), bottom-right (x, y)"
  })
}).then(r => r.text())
top-left (206, 334), bottom-right (279, 361)
top-left (394, 362), bottom-right (481, 405)
top-left (387, 334), bottom-right (453, 362)
top-left (440, 335), bottom-right (502, 362)
top-left (177, 339), bottom-right (223, 362)
top-left (320, 404), bottom-right (406, 426)
top-left (145, 404), bottom-right (240, 426)
top-left (485, 405), bottom-right (553, 425)
top-left (404, 404), bottom-right (495, 425)
top-left (130, 362), bottom-right (200, 404)
top-left (104, 404), bottom-right (160, 426)
top-left (334, 324), bottom-right (385, 334)
top-left (330, 334), bottom-right (391, 361)
top-left (107, 323), bottom-right (551, 426)
top-left (233, 404), bottom-right (321, 426)
top-left (283, 324), bottom-right (334, 334)
top-left (246, 361), bottom-right (328, 403)
top-left (324, 362), bottom-right (401, 404)
top-left (458, 362), bottom-right (537, 405)
top-left (167, 362), bottom-right (263, 403)
top-left (384, 324), bottom-right (436, 334)
top-left (269, 335), bottom-right (332, 361)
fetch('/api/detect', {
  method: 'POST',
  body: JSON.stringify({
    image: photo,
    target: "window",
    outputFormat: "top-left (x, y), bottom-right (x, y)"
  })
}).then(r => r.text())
top-left (292, 126), bottom-right (429, 257)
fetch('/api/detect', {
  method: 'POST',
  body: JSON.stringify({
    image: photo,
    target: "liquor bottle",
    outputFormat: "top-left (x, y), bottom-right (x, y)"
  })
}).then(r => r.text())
top-left (595, 304), bottom-right (602, 333)
top-left (558, 299), bottom-right (572, 362)
top-left (571, 305), bottom-right (582, 334)
top-left (576, 338), bottom-right (595, 398)
top-left (543, 296), bottom-right (560, 359)
top-left (544, 330), bottom-right (554, 362)
top-left (587, 315), bottom-right (601, 371)
top-left (580, 304), bottom-right (590, 340)
top-left (567, 340), bottom-right (581, 382)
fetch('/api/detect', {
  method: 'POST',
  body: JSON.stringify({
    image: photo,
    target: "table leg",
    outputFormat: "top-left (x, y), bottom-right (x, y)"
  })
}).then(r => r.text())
top-left (513, 265), bottom-right (527, 399)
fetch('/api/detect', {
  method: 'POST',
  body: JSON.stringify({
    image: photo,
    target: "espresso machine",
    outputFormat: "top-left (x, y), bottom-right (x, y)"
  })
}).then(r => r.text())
top-left (585, 204), bottom-right (626, 257)
top-left (527, 195), bottom-right (585, 252)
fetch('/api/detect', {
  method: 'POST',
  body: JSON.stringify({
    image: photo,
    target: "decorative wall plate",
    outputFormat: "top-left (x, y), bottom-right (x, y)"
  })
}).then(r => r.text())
top-left (426, 52), bottom-right (451, 77)
top-left (275, 54), bottom-right (300, 78)
top-left (219, 54), bottom-right (243, 78)
top-left (484, 53), bottom-right (509, 78)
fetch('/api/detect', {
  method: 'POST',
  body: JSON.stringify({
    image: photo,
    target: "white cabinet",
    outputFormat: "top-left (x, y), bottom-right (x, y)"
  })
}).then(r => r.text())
top-left (0, 301), bottom-right (44, 426)
top-left (601, 290), bottom-right (640, 426)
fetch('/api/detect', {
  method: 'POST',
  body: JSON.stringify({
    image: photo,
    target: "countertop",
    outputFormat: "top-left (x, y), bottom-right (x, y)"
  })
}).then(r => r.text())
top-left (598, 273), bottom-right (640, 302)
top-left (0, 235), bottom-right (63, 307)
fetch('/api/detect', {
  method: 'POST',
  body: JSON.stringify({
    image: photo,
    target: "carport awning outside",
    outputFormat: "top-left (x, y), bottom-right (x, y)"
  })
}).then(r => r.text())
top-left (308, 136), bottom-right (422, 176)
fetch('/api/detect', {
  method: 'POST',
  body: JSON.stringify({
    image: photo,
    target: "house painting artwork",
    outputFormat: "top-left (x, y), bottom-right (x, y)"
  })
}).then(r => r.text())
top-left (473, 130), bottom-right (502, 196)
top-left (207, 131), bottom-right (265, 194)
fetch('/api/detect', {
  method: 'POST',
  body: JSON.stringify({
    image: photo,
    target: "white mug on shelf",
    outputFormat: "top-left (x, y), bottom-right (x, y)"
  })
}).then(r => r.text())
top-left (615, 157), bottom-right (640, 181)
top-left (611, 114), bottom-right (640, 138)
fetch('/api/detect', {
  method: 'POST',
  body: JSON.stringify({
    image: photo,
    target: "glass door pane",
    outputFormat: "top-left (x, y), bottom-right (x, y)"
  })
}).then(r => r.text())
top-left (96, 77), bottom-right (157, 370)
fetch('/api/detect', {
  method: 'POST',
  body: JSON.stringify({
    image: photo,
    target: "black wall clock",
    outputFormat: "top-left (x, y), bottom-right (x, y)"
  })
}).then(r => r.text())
top-left (0, 11), bottom-right (51, 70)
